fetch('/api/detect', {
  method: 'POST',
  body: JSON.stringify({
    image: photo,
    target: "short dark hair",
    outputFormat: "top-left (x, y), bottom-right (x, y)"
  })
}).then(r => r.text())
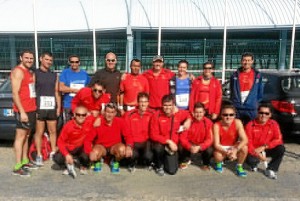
top-left (194, 102), bottom-right (205, 110)
top-left (177, 59), bottom-right (189, 67)
top-left (20, 49), bottom-right (34, 57)
top-left (68, 55), bottom-right (80, 62)
top-left (137, 92), bottom-right (149, 102)
top-left (105, 103), bottom-right (117, 111)
top-left (258, 103), bottom-right (273, 113)
top-left (91, 79), bottom-right (106, 89)
top-left (221, 104), bottom-right (236, 114)
top-left (162, 94), bottom-right (174, 105)
top-left (241, 52), bottom-right (254, 60)
top-left (130, 58), bottom-right (142, 66)
top-left (40, 51), bottom-right (53, 58)
top-left (203, 61), bottom-right (214, 69)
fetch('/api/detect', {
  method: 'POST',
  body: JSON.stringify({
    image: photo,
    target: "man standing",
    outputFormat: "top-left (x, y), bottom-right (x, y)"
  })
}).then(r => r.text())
top-left (245, 104), bottom-right (285, 180)
top-left (11, 49), bottom-right (37, 177)
top-left (84, 103), bottom-right (134, 174)
top-left (124, 92), bottom-right (155, 172)
top-left (59, 55), bottom-right (90, 123)
top-left (143, 55), bottom-right (174, 110)
top-left (230, 52), bottom-right (264, 124)
top-left (34, 52), bottom-right (61, 166)
top-left (119, 59), bottom-right (149, 114)
top-left (150, 95), bottom-right (191, 176)
top-left (71, 80), bottom-right (110, 117)
top-left (91, 52), bottom-right (121, 104)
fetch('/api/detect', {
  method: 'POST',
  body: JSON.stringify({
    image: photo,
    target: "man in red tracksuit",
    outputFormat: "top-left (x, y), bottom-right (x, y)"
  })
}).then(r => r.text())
top-left (150, 94), bottom-right (191, 176)
top-left (123, 92), bottom-right (155, 172)
top-left (84, 103), bottom-right (134, 174)
top-left (179, 102), bottom-right (213, 170)
top-left (54, 106), bottom-right (93, 175)
top-left (189, 61), bottom-right (222, 121)
top-left (143, 55), bottom-right (174, 110)
top-left (245, 103), bottom-right (285, 180)
top-left (71, 79), bottom-right (110, 117)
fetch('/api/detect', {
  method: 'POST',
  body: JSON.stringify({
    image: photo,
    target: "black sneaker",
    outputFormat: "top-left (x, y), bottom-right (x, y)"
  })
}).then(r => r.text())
top-left (23, 162), bottom-right (39, 170)
top-left (12, 167), bottom-right (31, 177)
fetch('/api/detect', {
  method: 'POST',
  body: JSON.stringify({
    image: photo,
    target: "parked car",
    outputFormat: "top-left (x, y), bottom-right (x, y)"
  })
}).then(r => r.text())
top-left (0, 79), bottom-right (15, 140)
top-left (222, 71), bottom-right (300, 136)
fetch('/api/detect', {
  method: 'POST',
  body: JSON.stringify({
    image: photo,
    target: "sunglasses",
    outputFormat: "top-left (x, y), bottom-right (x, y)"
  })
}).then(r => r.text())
top-left (222, 113), bottom-right (235, 117)
top-left (93, 89), bottom-right (103, 93)
top-left (106, 59), bottom-right (116, 62)
top-left (75, 113), bottom-right (87, 117)
top-left (259, 112), bottom-right (270, 116)
top-left (70, 61), bottom-right (80, 64)
top-left (203, 67), bottom-right (213, 70)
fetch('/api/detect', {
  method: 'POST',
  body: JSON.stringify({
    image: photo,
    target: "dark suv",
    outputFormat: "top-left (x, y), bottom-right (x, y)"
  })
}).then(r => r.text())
top-left (222, 71), bottom-right (300, 136)
top-left (261, 71), bottom-right (300, 135)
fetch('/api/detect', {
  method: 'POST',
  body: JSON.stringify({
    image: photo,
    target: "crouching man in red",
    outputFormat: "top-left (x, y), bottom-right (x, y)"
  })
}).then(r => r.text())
top-left (53, 106), bottom-right (92, 177)
top-left (179, 102), bottom-right (213, 170)
top-left (84, 103), bottom-right (134, 174)
top-left (245, 103), bottom-right (285, 180)
top-left (124, 92), bottom-right (155, 172)
top-left (150, 94), bottom-right (191, 176)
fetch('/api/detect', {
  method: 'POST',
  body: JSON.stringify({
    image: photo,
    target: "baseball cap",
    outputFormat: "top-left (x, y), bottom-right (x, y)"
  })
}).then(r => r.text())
top-left (152, 55), bottom-right (164, 62)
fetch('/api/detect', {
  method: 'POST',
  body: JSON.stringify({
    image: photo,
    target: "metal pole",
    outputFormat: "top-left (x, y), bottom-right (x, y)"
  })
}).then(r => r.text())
top-left (203, 38), bottom-right (206, 63)
top-left (221, 0), bottom-right (228, 84)
top-left (289, 0), bottom-right (298, 70)
top-left (158, 0), bottom-right (162, 55)
top-left (50, 38), bottom-right (53, 54)
top-left (92, 0), bottom-right (97, 73)
top-left (33, 0), bottom-right (39, 68)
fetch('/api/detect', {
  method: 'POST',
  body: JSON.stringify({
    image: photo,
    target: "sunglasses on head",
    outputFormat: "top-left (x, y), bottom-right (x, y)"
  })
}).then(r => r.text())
top-left (93, 89), bottom-right (103, 93)
top-left (70, 61), bottom-right (80, 64)
top-left (106, 59), bottom-right (116, 62)
top-left (259, 112), bottom-right (270, 116)
top-left (75, 113), bottom-right (87, 117)
top-left (222, 113), bottom-right (235, 117)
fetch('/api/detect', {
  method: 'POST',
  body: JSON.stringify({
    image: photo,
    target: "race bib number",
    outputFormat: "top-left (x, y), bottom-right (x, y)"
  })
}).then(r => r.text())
top-left (70, 83), bottom-right (84, 97)
top-left (241, 91), bottom-right (250, 103)
top-left (29, 83), bottom-right (36, 98)
top-left (176, 94), bottom-right (189, 107)
top-left (40, 96), bottom-right (55, 110)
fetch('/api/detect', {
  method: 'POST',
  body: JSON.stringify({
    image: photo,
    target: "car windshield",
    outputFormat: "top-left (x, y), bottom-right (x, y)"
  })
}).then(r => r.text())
top-left (0, 79), bottom-right (11, 92)
top-left (281, 76), bottom-right (300, 92)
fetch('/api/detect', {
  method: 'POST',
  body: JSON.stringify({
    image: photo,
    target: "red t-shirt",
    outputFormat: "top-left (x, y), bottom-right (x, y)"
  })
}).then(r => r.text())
top-left (216, 120), bottom-right (238, 146)
top-left (120, 73), bottom-right (149, 106)
top-left (11, 66), bottom-right (36, 112)
top-left (71, 87), bottom-right (110, 112)
top-left (180, 117), bottom-right (213, 151)
top-left (239, 69), bottom-right (254, 91)
top-left (84, 116), bottom-right (133, 153)
top-left (124, 108), bottom-right (155, 143)
top-left (150, 110), bottom-right (190, 144)
top-left (57, 116), bottom-right (94, 156)
top-left (143, 68), bottom-right (174, 108)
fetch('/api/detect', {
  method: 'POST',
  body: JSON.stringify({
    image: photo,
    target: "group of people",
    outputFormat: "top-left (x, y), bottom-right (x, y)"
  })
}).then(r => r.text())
top-left (11, 50), bottom-right (285, 180)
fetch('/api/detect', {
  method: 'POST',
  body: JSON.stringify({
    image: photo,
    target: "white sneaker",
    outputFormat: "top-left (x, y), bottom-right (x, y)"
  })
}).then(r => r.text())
top-left (80, 167), bottom-right (88, 175)
top-left (49, 152), bottom-right (55, 161)
top-left (67, 164), bottom-right (77, 178)
top-left (265, 169), bottom-right (277, 180)
top-left (35, 155), bottom-right (44, 167)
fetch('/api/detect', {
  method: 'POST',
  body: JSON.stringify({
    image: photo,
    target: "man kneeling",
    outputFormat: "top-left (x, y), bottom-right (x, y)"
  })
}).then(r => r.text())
top-left (84, 103), bottom-right (134, 174)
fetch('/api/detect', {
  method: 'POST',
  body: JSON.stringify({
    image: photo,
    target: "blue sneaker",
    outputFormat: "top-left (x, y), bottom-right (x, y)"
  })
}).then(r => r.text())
top-left (236, 165), bottom-right (247, 177)
top-left (215, 162), bottom-right (223, 173)
top-left (110, 160), bottom-right (120, 174)
top-left (94, 159), bottom-right (103, 172)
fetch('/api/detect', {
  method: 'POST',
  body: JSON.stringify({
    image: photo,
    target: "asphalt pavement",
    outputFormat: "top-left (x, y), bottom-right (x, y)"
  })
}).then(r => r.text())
top-left (0, 139), bottom-right (299, 201)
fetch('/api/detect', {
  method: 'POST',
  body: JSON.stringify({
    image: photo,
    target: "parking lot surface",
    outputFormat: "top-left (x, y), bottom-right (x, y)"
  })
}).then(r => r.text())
top-left (0, 139), bottom-right (299, 201)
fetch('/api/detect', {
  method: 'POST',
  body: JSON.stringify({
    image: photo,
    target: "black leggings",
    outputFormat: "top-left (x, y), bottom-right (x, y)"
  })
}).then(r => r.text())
top-left (178, 145), bottom-right (213, 166)
top-left (53, 146), bottom-right (89, 168)
top-left (246, 144), bottom-right (285, 172)
top-left (129, 141), bottom-right (153, 166)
